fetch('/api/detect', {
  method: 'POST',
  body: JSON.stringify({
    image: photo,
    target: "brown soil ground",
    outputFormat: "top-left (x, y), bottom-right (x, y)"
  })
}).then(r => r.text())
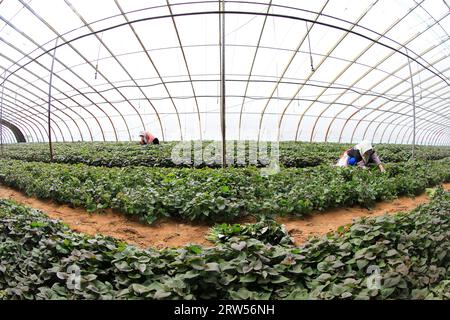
top-left (1, 183), bottom-right (449, 249)
top-left (278, 183), bottom-right (450, 243)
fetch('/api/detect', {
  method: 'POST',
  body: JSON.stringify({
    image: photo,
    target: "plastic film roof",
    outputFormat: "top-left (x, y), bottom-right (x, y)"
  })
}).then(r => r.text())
top-left (0, 0), bottom-right (449, 145)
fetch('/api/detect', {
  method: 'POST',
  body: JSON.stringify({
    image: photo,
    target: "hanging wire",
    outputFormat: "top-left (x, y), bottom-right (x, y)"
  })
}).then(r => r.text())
top-left (305, 21), bottom-right (315, 72)
top-left (225, 6), bottom-right (267, 36)
top-left (272, 5), bottom-right (281, 143)
top-left (417, 62), bottom-right (422, 100)
top-left (272, 7), bottom-right (279, 101)
top-left (405, 47), bottom-right (416, 157)
top-left (94, 32), bottom-right (104, 80)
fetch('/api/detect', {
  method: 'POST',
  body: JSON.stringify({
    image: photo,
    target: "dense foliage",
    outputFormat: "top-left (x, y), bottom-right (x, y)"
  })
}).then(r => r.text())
top-left (0, 158), bottom-right (449, 224)
top-left (1, 189), bottom-right (448, 300)
top-left (206, 218), bottom-right (294, 246)
top-left (2, 142), bottom-right (450, 168)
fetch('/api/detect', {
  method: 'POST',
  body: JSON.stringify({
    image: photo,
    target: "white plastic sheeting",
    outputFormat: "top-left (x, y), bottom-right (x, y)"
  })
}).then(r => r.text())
top-left (0, 0), bottom-right (449, 144)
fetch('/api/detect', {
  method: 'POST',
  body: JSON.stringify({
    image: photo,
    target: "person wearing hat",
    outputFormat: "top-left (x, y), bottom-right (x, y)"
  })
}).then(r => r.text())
top-left (336, 140), bottom-right (385, 172)
top-left (139, 130), bottom-right (160, 145)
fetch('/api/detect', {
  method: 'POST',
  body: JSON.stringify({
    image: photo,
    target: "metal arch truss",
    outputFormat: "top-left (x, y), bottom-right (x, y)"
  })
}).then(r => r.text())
top-left (0, 1), bottom-right (448, 145)
top-left (0, 119), bottom-right (25, 142)
top-left (0, 125), bottom-right (16, 144)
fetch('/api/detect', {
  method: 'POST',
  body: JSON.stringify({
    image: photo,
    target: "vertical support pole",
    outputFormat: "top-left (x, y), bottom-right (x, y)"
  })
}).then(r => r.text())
top-left (406, 48), bottom-right (416, 157)
top-left (219, 0), bottom-right (227, 168)
top-left (221, 1), bottom-right (226, 168)
top-left (0, 71), bottom-right (5, 155)
top-left (219, 0), bottom-right (226, 167)
top-left (47, 38), bottom-right (58, 162)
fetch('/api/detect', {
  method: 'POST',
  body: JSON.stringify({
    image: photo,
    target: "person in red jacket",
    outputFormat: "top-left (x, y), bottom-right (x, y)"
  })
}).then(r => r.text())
top-left (139, 131), bottom-right (160, 145)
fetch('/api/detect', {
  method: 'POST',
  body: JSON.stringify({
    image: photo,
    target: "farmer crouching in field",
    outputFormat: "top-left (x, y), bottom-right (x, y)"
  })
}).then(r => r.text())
top-left (335, 140), bottom-right (386, 172)
top-left (139, 130), bottom-right (160, 145)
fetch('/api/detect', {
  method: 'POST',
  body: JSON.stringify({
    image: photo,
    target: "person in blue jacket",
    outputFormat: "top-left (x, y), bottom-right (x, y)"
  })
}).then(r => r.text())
top-left (336, 140), bottom-right (386, 172)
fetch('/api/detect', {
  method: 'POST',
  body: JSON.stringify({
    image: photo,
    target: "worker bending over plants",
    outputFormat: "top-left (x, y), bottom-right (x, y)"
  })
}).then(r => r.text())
top-left (336, 140), bottom-right (386, 172)
top-left (139, 130), bottom-right (160, 145)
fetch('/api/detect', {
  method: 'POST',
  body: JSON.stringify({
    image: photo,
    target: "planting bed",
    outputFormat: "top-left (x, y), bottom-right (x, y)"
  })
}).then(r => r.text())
top-left (0, 183), bottom-right (448, 249)
top-left (2, 141), bottom-right (450, 168)
top-left (1, 142), bottom-right (449, 301)
top-left (0, 189), bottom-right (449, 300)
top-left (0, 158), bottom-right (448, 224)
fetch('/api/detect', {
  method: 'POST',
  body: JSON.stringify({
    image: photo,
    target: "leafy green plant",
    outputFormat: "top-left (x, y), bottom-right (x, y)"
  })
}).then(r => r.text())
top-left (207, 218), bottom-right (294, 245)
top-left (2, 141), bottom-right (449, 168)
top-left (0, 158), bottom-right (448, 224)
top-left (0, 189), bottom-right (449, 300)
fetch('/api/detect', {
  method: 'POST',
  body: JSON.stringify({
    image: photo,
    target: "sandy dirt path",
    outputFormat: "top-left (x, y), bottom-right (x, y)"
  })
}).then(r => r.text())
top-left (1, 183), bottom-right (448, 248)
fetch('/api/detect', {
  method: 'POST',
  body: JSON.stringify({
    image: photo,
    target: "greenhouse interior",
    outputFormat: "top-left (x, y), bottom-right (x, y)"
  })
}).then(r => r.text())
top-left (0, 0), bottom-right (449, 305)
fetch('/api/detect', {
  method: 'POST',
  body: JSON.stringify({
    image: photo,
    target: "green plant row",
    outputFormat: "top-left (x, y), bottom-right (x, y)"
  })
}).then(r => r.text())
top-left (206, 217), bottom-right (294, 246)
top-left (0, 159), bottom-right (449, 224)
top-left (2, 141), bottom-right (450, 168)
top-left (1, 189), bottom-right (449, 300)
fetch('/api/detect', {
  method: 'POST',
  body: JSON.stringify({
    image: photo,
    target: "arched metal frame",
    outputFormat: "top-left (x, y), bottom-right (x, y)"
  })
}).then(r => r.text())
top-left (0, 0), bottom-right (448, 146)
top-left (309, 0), bottom-right (425, 143)
top-left (0, 119), bottom-right (25, 142)
top-left (0, 125), bottom-right (16, 143)
top-left (323, 15), bottom-right (449, 144)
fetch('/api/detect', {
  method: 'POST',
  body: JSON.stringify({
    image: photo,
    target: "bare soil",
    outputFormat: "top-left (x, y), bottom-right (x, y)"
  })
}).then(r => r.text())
top-left (278, 183), bottom-right (450, 243)
top-left (1, 183), bottom-right (448, 248)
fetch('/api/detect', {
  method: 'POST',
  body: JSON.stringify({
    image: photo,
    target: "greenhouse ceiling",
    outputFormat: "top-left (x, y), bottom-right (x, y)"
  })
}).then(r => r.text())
top-left (0, 0), bottom-right (449, 145)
